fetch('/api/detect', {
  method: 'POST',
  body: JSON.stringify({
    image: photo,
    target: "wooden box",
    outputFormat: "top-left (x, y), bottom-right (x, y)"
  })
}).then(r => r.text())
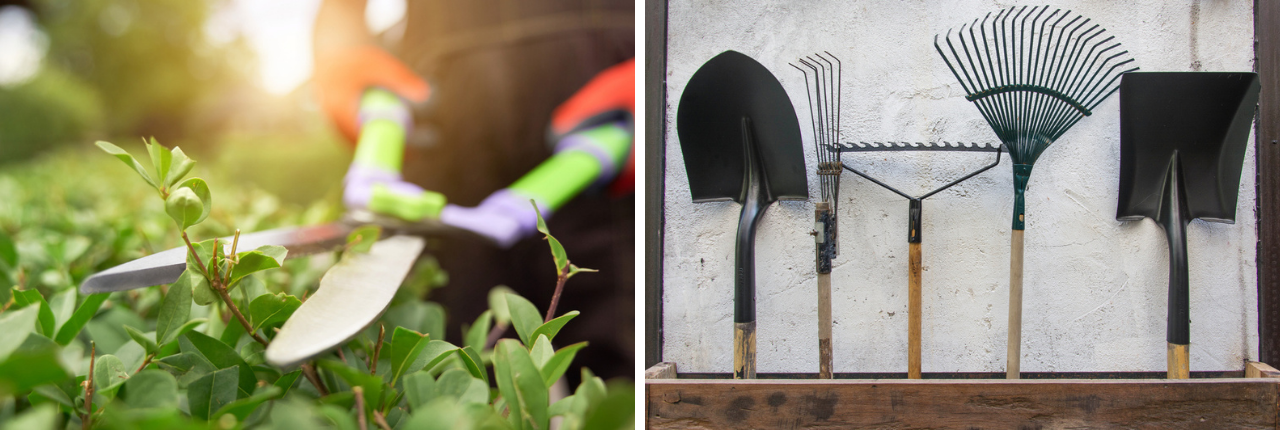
top-left (644, 362), bottom-right (1280, 429)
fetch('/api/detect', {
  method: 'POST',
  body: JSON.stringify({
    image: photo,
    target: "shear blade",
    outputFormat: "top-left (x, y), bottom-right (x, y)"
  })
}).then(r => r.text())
top-left (264, 234), bottom-right (425, 368)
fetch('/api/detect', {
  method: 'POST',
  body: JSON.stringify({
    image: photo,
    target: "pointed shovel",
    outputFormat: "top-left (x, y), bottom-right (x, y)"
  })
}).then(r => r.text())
top-left (1117, 72), bottom-right (1260, 379)
top-left (676, 50), bottom-right (808, 379)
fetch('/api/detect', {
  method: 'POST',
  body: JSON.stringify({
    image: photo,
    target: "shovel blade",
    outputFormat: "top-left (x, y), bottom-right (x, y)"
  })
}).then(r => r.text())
top-left (1117, 72), bottom-right (1260, 223)
top-left (676, 50), bottom-right (808, 203)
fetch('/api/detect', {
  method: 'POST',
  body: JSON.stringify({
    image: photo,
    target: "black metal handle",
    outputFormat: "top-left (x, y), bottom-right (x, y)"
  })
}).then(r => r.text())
top-left (1159, 153), bottom-right (1191, 346)
top-left (734, 118), bottom-right (770, 324)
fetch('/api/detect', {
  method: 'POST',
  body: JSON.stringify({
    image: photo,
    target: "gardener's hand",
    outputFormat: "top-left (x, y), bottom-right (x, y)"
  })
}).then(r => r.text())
top-left (343, 89), bottom-right (446, 221)
top-left (549, 58), bottom-right (636, 196)
top-left (315, 45), bottom-right (430, 143)
top-left (439, 190), bottom-right (548, 248)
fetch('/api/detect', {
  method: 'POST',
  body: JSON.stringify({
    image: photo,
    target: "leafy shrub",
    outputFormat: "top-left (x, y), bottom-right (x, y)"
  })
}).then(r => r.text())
top-left (0, 140), bottom-right (633, 429)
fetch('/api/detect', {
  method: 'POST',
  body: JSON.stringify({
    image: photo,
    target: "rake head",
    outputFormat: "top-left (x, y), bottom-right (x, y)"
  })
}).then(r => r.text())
top-left (935, 5), bottom-right (1139, 166)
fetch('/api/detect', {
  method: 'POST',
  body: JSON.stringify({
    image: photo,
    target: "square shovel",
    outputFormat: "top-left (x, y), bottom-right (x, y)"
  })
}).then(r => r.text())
top-left (676, 50), bottom-right (808, 378)
top-left (1117, 72), bottom-right (1260, 379)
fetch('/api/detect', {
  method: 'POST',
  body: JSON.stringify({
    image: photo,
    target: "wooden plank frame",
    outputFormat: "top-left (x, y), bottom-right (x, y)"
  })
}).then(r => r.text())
top-left (1256, 0), bottom-right (1280, 365)
top-left (647, 376), bottom-right (1280, 428)
top-left (645, 0), bottom-right (668, 369)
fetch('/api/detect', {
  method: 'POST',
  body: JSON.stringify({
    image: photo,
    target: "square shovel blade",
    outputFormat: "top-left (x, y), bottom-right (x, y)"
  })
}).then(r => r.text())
top-left (1117, 72), bottom-right (1260, 223)
top-left (676, 50), bottom-right (808, 203)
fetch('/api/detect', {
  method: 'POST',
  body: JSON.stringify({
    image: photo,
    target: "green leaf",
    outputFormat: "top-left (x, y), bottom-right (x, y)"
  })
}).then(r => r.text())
top-left (0, 230), bottom-right (15, 270)
top-left (48, 289), bottom-right (74, 332)
top-left (155, 277), bottom-right (192, 346)
top-left (494, 339), bottom-right (549, 430)
top-left (229, 245), bottom-right (287, 286)
top-left (191, 272), bottom-right (217, 306)
top-left (214, 385), bottom-right (282, 421)
top-left (488, 286), bottom-right (515, 326)
top-left (402, 371), bottom-right (436, 410)
top-left (156, 351), bottom-right (216, 388)
top-left (188, 367), bottom-right (239, 420)
top-left (147, 137), bottom-right (172, 189)
top-left (464, 310), bottom-right (492, 351)
top-left (12, 289), bottom-right (55, 338)
top-left (346, 224), bottom-right (381, 254)
top-left (123, 325), bottom-right (158, 355)
top-left (532, 310), bottom-right (579, 345)
top-left (53, 292), bottom-right (108, 346)
top-left (175, 177), bottom-right (211, 226)
top-left (93, 354), bottom-right (129, 399)
top-left (181, 331), bottom-right (255, 397)
top-left (530, 335), bottom-right (554, 368)
top-left (219, 314), bottom-right (245, 345)
top-left (435, 368), bottom-right (489, 405)
top-left (273, 370), bottom-right (302, 398)
top-left (165, 187), bottom-right (204, 230)
top-left (97, 140), bottom-right (158, 190)
top-left (166, 147), bottom-right (196, 188)
top-left (247, 292), bottom-right (300, 332)
top-left (317, 360), bottom-right (382, 414)
top-left (407, 340), bottom-right (458, 375)
top-left (456, 346), bottom-right (487, 385)
top-left (538, 341), bottom-right (588, 389)
top-left (0, 306), bottom-right (38, 361)
top-left (505, 293), bottom-right (542, 346)
top-left (581, 380), bottom-right (635, 430)
top-left (182, 329), bottom-right (246, 369)
top-left (0, 404), bottom-right (57, 430)
top-left (531, 200), bottom-right (568, 273)
top-left (122, 369), bottom-right (178, 409)
top-left (29, 383), bottom-right (74, 410)
top-left (0, 337), bottom-right (67, 397)
top-left (388, 327), bottom-right (429, 385)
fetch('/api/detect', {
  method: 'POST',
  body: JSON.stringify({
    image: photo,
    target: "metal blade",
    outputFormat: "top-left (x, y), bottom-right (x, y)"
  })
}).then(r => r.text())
top-left (79, 223), bottom-right (354, 294)
top-left (264, 235), bottom-right (424, 368)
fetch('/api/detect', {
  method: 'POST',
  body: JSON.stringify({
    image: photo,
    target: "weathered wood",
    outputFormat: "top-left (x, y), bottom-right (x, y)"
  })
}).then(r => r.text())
top-left (908, 242), bottom-right (922, 380)
top-left (1169, 343), bottom-right (1190, 379)
top-left (817, 272), bottom-right (832, 379)
top-left (644, 0), bottom-right (669, 369)
top-left (647, 362), bottom-right (679, 380)
top-left (1247, 362), bottom-right (1280, 379)
top-left (1008, 230), bottom-right (1024, 379)
top-left (674, 371), bottom-right (1245, 380)
top-left (647, 379), bottom-right (1280, 429)
top-left (1256, 0), bottom-right (1280, 369)
top-left (734, 321), bottom-right (756, 379)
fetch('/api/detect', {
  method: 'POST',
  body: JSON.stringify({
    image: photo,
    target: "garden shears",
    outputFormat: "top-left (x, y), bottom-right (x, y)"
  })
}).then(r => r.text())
top-left (80, 88), bottom-right (632, 368)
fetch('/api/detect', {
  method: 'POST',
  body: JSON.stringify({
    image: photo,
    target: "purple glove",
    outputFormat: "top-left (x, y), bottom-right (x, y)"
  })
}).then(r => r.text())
top-left (439, 189), bottom-right (551, 248)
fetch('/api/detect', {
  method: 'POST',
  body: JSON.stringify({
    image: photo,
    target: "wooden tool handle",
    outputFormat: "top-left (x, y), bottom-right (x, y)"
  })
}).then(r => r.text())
top-left (908, 242), bottom-right (922, 379)
top-left (818, 273), bottom-right (833, 379)
top-left (734, 321), bottom-right (756, 379)
top-left (1007, 229), bottom-right (1024, 379)
top-left (1168, 343), bottom-right (1189, 379)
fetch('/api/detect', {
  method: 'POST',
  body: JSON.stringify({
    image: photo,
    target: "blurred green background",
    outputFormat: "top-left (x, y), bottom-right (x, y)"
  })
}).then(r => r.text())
top-left (0, 0), bottom-right (352, 205)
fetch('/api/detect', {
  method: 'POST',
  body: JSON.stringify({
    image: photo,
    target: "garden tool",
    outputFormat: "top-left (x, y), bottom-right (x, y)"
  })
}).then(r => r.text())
top-left (935, 5), bottom-right (1138, 378)
top-left (677, 50), bottom-right (808, 379)
top-left (791, 52), bottom-right (842, 379)
top-left (81, 88), bottom-right (632, 368)
top-left (837, 141), bottom-right (1003, 378)
top-left (1116, 72), bottom-right (1260, 379)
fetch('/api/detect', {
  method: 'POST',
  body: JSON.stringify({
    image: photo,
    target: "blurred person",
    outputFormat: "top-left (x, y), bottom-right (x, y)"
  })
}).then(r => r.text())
top-left (312, 0), bottom-right (634, 383)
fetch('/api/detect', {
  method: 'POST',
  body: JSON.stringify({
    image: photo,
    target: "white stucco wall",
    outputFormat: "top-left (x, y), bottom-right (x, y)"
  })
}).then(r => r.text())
top-left (663, 1), bottom-right (1257, 374)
